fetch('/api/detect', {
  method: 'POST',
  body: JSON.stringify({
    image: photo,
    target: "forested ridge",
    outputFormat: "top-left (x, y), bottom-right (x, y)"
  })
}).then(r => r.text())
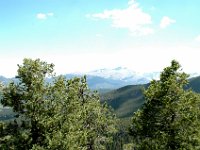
top-left (101, 75), bottom-right (200, 119)
top-left (1, 58), bottom-right (200, 150)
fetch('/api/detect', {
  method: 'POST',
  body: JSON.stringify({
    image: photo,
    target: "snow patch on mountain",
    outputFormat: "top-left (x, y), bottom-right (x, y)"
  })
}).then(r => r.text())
top-left (87, 67), bottom-right (136, 80)
top-left (85, 67), bottom-right (160, 84)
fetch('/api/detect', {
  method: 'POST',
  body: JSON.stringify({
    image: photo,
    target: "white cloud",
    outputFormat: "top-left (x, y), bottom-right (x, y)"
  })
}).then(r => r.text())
top-left (36, 12), bottom-right (54, 20)
top-left (160, 16), bottom-right (176, 29)
top-left (87, 0), bottom-right (154, 36)
top-left (195, 35), bottom-right (200, 42)
top-left (37, 13), bottom-right (47, 19)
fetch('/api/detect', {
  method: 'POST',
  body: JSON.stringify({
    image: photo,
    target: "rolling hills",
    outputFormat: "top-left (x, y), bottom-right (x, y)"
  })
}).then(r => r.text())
top-left (1, 74), bottom-right (200, 121)
top-left (101, 76), bottom-right (200, 118)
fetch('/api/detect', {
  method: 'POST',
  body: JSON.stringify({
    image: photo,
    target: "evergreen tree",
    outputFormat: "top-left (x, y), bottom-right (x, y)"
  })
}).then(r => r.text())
top-left (129, 60), bottom-right (200, 149)
top-left (0, 58), bottom-right (117, 150)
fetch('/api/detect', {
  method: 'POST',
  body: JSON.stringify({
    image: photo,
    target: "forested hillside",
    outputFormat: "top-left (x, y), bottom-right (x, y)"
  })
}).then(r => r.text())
top-left (1, 69), bottom-right (200, 121)
top-left (101, 74), bottom-right (200, 119)
top-left (1, 59), bottom-right (200, 149)
top-left (101, 84), bottom-right (147, 118)
top-left (187, 76), bottom-right (200, 93)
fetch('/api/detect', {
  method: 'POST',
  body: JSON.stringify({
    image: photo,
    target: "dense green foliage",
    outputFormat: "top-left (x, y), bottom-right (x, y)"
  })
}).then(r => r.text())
top-left (1, 59), bottom-right (200, 150)
top-left (2, 68), bottom-right (200, 121)
top-left (0, 59), bottom-right (117, 150)
top-left (101, 84), bottom-right (147, 118)
top-left (129, 60), bottom-right (200, 149)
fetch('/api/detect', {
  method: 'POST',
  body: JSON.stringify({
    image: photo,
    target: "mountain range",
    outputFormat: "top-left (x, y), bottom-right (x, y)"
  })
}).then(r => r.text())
top-left (66, 67), bottom-right (199, 89)
top-left (65, 67), bottom-right (161, 89)
top-left (1, 68), bottom-right (200, 121)
top-left (1, 67), bottom-right (199, 90)
top-left (0, 67), bottom-right (159, 89)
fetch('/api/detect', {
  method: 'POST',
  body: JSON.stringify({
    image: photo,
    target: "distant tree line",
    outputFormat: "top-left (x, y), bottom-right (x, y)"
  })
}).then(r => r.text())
top-left (1, 59), bottom-right (200, 150)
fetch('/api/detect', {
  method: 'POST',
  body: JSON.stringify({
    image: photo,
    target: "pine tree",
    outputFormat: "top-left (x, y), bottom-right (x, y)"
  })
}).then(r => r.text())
top-left (1, 58), bottom-right (117, 150)
top-left (129, 60), bottom-right (200, 149)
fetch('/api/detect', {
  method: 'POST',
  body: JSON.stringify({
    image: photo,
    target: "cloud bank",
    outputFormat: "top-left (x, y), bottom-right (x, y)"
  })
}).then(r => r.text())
top-left (87, 0), bottom-right (154, 36)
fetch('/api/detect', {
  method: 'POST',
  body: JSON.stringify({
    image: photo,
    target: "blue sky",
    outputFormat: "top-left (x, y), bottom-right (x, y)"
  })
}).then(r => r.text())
top-left (0, 0), bottom-right (200, 77)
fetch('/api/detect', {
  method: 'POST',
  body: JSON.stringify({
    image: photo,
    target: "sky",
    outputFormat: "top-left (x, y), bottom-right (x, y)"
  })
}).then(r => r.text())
top-left (0, 0), bottom-right (200, 77)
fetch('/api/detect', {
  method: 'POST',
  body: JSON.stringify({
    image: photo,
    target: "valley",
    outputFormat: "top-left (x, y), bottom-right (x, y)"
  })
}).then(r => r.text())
top-left (1, 70), bottom-right (200, 121)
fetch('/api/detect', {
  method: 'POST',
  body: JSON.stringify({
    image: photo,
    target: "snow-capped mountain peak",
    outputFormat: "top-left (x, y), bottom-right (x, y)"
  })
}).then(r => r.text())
top-left (85, 67), bottom-right (160, 84)
top-left (86, 67), bottom-right (137, 80)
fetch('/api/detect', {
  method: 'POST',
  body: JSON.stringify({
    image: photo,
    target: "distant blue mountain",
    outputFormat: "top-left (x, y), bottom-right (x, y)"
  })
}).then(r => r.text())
top-left (1, 67), bottom-right (199, 90)
top-left (64, 74), bottom-right (131, 89)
